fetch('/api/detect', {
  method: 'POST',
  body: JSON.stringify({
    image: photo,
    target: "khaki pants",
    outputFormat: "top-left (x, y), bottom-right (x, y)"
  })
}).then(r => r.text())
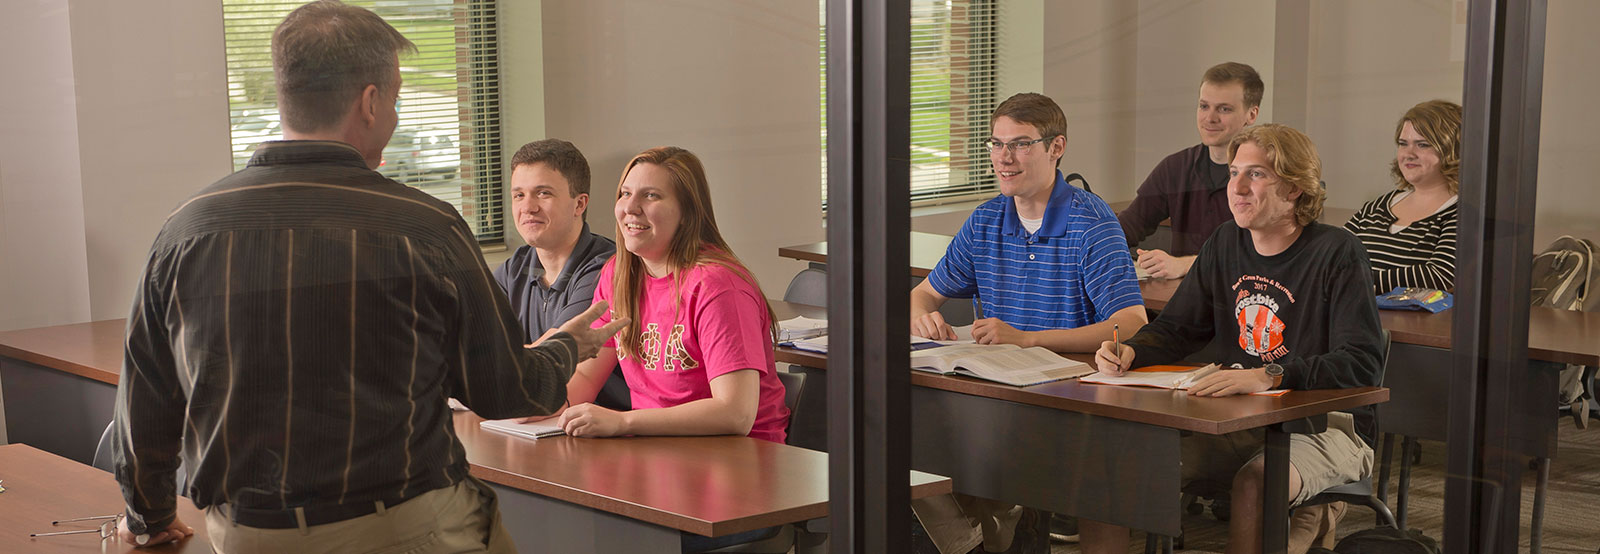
top-left (205, 477), bottom-right (514, 554)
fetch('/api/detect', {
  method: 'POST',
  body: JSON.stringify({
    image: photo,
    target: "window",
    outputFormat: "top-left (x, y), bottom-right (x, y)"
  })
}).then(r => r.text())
top-left (821, 0), bottom-right (1000, 207)
top-left (222, 0), bottom-right (505, 242)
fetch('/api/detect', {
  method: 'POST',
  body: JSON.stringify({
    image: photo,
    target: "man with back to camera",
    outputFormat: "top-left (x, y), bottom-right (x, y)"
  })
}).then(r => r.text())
top-left (493, 139), bottom-right (630, 412)
top-left (1119, 62), bottom-right (1263, 280)
top-left (1082, 124), bottom-right (1383, 554)
top-left (909, 92), bottom-right (1147, 554)
top-left (111, 2), bottom-right (626, 552)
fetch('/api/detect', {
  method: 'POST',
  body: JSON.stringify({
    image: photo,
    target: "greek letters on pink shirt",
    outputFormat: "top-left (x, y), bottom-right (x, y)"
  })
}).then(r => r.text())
top-left (593, 259), bottom-right (790, 443)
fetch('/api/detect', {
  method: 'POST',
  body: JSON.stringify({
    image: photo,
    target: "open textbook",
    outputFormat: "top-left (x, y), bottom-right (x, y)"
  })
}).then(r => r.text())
top-left (480, 417), bottom-right (566, 439)
top-left (910, 343), bottom-right (1093, 387)
top-left (1079, 363), bottom-right (1289, 396)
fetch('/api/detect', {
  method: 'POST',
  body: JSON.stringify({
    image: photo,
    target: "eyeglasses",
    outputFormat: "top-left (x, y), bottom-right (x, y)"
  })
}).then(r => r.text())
top-left (31, 514), bottom-right (122, 540)
top-left (984, 135), bottom-right (1057, 154)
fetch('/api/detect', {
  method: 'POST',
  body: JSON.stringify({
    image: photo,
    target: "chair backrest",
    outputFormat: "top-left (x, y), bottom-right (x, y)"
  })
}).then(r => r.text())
top-left (783, 267), bottom-right (828, 307)
top-left (92, 421), bottom-right (116, 473)
top-left (775, 370), bottom-right (805, 437)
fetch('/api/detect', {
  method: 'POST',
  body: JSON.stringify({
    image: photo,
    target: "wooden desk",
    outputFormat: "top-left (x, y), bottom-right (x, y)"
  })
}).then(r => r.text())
top-left (771, 301), bottom-right (1386, 549)
top-left (0, 319), bottom-right (123, 463)
top-left (0, 444), bottom-right (209, 553)
top-left (454, 411), bottom-right (948, 552)
top-left (0, 318), bottom-right (954, 553)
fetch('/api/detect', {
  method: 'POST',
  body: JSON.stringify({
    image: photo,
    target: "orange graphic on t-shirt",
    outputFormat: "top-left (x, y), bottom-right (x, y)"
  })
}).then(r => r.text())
top-left (1236, 298), bottom-right (1286, 357)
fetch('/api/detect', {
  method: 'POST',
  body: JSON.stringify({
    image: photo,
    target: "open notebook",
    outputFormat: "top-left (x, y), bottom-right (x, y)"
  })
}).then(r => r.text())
top-left (1080, 364), bottom-right (1288, 396)
top-left (480, 417), bottom-right (566, 439)
top-left (910, 343), bottom-right (1093, 387)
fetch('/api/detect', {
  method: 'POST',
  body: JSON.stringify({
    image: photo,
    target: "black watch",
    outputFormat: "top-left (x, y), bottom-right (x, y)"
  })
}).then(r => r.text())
top-left (1263, 363), bottom-right (1285, 379)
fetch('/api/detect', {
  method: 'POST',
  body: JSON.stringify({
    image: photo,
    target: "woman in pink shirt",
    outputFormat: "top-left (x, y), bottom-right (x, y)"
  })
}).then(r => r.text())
top-left (556, 146), bottom-right (790, 444)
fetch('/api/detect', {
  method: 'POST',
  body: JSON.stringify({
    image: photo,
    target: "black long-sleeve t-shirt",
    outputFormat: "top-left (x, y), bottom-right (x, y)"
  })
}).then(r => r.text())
top-left (1124, 221), bottom-right (1384, 445)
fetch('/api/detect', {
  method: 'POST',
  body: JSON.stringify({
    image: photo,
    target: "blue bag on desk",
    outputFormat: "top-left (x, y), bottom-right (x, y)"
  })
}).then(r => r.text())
top-left (1377, 287), bottom-right (1453, 313)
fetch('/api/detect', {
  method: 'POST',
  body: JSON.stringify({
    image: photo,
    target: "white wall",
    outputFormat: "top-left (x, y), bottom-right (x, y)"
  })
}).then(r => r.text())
top-left (1, 0), bottom-right (94, 331)
top-left (1535, 0), bottom-right (1600, 237)
top-left (68, 0), bottom-right (233, 322)
top-left (1305, 0), bottom-right (1463, 211)
top-left (497, 0), bottom-right (546, 250)
top-left (538, 0), bottom-right (822, 294)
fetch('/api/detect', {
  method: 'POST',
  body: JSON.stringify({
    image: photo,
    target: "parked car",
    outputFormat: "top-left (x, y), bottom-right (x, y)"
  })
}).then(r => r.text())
top-left (381, 125), bottom-right (461, 186)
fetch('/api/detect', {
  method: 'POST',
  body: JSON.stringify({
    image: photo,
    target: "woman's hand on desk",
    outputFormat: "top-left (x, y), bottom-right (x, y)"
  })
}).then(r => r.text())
top-left (1094, 341), bottom-right (1134, 376)
top-left (1186, 368), bottom-right (1272, 397)
top-left (560, 403), bottom-right (627, 437)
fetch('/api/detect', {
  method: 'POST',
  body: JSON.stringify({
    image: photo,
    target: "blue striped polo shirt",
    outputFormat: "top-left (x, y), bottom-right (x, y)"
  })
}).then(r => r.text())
top-left (928, 170), bottom-right (1144, 331)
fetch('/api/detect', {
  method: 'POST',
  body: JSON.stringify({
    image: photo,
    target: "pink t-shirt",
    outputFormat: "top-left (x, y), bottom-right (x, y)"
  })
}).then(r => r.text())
top-left (592, 259), bottom-right (790, 443)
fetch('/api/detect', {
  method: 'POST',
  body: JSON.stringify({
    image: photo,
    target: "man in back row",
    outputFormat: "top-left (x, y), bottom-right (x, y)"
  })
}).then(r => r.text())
top-left (1119, 62), bottom-right (1264, 280)
top-left (1085, 124), bottom-right (1383, 553)
top-left (493, 139), bottom-right (630, 411)
top-left (113, 2), bottom-right (625, 552)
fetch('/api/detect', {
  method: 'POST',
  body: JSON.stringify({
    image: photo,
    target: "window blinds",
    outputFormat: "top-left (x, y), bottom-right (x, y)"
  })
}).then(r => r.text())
top-left (822, 0), bottom-right (1000, 207)
top-left (222, 0), bottom-right (504, 242)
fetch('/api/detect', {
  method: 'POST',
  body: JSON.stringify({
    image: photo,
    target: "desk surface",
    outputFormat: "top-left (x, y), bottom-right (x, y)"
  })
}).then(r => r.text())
top-left (0, 444), bottom-right (210, 553)
top-left (0, 319), bottom-right (124, 385)
top-left (454, 411), bottom-right (950, 537)
top-left (770, 301), bottom-right (1387, 436)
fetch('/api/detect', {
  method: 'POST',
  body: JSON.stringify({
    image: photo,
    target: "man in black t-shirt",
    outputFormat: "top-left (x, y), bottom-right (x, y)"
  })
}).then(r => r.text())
top-left (1082, 124), bottom-right (1383, 554)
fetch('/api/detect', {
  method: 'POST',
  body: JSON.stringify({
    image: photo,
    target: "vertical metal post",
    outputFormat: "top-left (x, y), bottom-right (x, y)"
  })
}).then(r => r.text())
top-left (1447, 0), bottom-right (1547, 552)
top-left (825, 0), bottom-right (911, 553)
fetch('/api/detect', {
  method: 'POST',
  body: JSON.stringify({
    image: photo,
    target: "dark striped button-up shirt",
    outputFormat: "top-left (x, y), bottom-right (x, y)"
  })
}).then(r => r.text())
top-left (114, 141), bottom-right (576, 534)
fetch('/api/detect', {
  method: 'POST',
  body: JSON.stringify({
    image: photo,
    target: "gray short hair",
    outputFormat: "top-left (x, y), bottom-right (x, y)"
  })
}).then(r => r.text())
top-left (272, 1), bottom-right (416, 132)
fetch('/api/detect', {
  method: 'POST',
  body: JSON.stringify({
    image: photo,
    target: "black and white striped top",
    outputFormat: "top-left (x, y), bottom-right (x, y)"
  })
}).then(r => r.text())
top-left (1343, 189), bottom-right (1459, 293)
top-left (114, 141), bottom-right (577, 534)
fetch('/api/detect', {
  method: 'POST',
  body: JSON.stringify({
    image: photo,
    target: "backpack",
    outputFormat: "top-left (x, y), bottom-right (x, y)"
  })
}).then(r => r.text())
top-left (1530, 236), bottom-right (1600, 411)
top-left (1530, 235), bottom-right (1600, 311)
top-left (1330, 526), bottom-right (1442, 554)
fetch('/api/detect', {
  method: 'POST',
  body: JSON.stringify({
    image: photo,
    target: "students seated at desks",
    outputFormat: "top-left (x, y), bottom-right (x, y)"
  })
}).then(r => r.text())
top-left (1119, 62), bottom-right (1264, 280)
top-left (1343, 99), bottom-right (1462, 293)
top-left (1086, 125), bottom-right (1384, 554)
top-left (908, 92), bottom-right (1146, 554)
top-left (493, 138), bottom-right (631, 410)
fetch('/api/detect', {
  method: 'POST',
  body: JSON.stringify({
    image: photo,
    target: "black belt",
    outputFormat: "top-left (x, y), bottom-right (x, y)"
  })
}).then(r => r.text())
top-left (223, 493), bottom-right (421, 529)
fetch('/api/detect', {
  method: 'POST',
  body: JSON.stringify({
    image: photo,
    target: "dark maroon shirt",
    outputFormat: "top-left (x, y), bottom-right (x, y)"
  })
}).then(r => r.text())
top-left (1117, 144), bottom-right (1233, 257)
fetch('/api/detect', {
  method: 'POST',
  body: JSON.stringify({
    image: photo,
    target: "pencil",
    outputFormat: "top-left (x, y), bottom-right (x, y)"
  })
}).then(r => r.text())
top-left (1113, 323), bottom-right (1119, 347)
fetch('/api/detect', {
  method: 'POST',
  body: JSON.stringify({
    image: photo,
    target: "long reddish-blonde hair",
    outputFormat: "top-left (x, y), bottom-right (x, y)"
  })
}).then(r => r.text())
top-left (611, 146), bottom-right (776, 360)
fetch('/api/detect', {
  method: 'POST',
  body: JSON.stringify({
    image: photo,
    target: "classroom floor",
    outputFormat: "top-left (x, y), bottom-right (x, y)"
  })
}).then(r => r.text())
top-left (1049, 414), bottom-right (1600, 554)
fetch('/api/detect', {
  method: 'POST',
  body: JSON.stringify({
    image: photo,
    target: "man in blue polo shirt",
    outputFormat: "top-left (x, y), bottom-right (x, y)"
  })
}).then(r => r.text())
top-left (912, 92), bottom-right (1146, 351)
top-left (909, 93), bottom-right (1146, 553)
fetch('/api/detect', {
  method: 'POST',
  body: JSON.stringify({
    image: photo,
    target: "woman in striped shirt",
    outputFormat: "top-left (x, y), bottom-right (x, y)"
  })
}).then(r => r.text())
top-left (1344, 100), bottom-right (1463, 293)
